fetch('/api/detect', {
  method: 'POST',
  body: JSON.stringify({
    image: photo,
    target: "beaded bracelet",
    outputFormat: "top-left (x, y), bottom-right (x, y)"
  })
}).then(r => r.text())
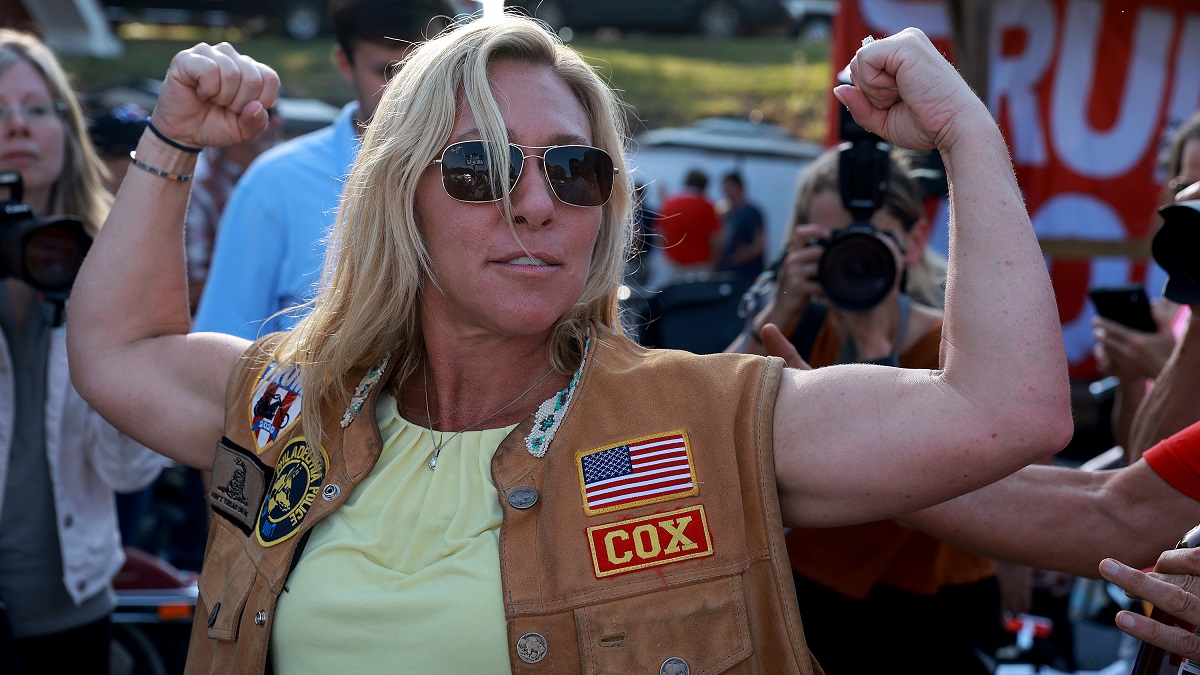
top-left (145, 119), bottom-right (202, 153)
top-left (129, 151), bottom-right (193, 182)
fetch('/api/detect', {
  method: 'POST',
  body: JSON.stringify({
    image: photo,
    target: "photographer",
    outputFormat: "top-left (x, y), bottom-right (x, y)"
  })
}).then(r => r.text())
top-left (729, 146), bottom-right (944, 362)
top-left (0, 28), bottom-right (166, 673)
top-left (726, 144), bottom-right (1005, 672)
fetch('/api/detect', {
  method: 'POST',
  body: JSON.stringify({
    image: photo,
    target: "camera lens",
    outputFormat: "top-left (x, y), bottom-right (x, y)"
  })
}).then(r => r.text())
top-left (24, 222), bottom-right (88, 292)
top-left (818, 226), bottom-right (897, 311)
top-left (0, 215), bottom-right (92, 293)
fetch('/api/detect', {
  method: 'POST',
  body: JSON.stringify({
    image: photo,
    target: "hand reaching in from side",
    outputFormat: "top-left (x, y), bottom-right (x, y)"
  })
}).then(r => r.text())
top-left (1100, 548), bottom-right (1200, 660)
top-left (761, 323), bottom-right (812, 371)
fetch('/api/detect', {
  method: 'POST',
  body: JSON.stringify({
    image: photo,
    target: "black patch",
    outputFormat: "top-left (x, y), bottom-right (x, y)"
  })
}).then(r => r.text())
top-left (208, 437), bottom-right (272, 536)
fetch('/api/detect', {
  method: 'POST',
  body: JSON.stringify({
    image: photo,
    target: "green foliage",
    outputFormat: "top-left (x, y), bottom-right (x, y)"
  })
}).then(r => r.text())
top-left (61, 28), bottom-right (832, 141)
top-left (575, 35), bottom-right (831, 140)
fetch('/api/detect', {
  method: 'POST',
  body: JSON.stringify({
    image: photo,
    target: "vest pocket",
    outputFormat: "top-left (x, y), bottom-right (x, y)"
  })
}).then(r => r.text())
top-left (575, 574), bottom-right (751, 673)
top-left (198, 517), bottom-right (260, 641)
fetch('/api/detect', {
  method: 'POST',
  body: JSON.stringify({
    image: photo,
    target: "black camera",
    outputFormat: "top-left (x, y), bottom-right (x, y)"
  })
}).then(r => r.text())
top-left (0, 170), bottom-right (92, 295)
top-left (1153, 199), bottom-right (1200, 304)
top-left (808, 69), bottom-right (898, 312)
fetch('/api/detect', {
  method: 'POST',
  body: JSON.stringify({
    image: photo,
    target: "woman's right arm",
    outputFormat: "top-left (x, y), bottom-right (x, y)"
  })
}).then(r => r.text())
top-left (68, 43), bottom-right (279, 470)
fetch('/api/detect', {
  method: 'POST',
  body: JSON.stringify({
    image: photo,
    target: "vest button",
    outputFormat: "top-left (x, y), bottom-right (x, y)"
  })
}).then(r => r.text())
top-left (254, 610), bottom-right (267, 627)
top-left (661, 656), bottom-right (690, 675)
top-left (515, 632), bottom-right (548, 663)
top-left (508, 486), bottom-right (539, 510)
top-left (322, 483), bottom-right (341, 501)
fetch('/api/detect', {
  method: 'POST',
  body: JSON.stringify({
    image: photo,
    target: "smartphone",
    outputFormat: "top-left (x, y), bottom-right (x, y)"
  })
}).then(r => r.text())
top-left (1089, 285), bottom-right (1157, 332)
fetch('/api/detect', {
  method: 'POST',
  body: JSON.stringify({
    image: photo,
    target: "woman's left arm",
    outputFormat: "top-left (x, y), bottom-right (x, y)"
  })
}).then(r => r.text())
top-left (773, 28), bottom-right (1072, 528)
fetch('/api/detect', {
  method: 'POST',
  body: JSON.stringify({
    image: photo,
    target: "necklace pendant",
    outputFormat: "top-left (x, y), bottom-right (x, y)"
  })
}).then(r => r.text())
top-left (428, 447), bottom-right (440, 471)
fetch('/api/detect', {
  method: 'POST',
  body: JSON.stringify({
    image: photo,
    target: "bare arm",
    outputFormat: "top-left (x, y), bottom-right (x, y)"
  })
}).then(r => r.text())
top-left (774, 28), bottom-right (1072, 528)
top-left (899, 461), bottom-right (1200, 577)
top-left (1092, 299), bottom-right (1178, 456)
top-left (1129, 307), bottom-right (1200, 459)
top-left (68, 43), bottom-right (279, 469)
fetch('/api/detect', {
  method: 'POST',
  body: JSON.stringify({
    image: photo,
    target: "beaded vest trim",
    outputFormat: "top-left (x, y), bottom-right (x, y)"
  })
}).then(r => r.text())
top-left (524, 336), bottom-right (588, 457)
top-left (339, 350), bottom-right (394, 428)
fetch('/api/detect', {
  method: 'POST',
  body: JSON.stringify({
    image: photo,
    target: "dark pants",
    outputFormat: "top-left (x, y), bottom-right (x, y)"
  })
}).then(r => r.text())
top-left (0, 607), bottom-right (111, 675)
top-left (794, 571), bottom-right (1003, 674)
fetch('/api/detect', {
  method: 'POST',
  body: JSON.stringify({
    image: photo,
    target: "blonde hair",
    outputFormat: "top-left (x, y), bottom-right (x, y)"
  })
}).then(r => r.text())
top-left (0, 28), bottom-right (112, 233)
top-left (276, 12), bottom-right (634, 449)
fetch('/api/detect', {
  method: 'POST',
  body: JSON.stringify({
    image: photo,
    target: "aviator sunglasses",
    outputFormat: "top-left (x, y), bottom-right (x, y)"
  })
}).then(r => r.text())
top-left (431, 140), bottom-right (619, 207)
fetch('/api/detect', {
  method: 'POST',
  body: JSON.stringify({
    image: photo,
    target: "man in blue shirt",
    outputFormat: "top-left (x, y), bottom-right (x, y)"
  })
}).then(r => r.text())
top-left (193, 0), bottom-right (450, 338)
top-left (716, 171), bottom-right (765, 284)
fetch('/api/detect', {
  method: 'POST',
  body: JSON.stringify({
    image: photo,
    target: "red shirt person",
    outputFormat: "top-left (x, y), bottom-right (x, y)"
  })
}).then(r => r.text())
top-left (656, 169), bottom-right (722, 272)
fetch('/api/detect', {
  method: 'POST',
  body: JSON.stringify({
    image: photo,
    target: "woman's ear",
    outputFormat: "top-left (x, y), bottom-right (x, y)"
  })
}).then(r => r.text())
top-left (904, 218), bottom-right (930, 268)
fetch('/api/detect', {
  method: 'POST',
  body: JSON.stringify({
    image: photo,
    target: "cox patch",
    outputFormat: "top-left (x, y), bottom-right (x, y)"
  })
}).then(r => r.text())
top-left (256, 437), bottom-right (327, 547)
top-left (586, 504), bottom-right (713, 578)
top-left (249, 360), bottom-right (303, 450)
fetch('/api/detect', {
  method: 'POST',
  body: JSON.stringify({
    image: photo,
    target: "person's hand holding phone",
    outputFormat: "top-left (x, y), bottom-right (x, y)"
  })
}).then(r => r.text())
top-left (1092, 297), bottom-right (1178, 381)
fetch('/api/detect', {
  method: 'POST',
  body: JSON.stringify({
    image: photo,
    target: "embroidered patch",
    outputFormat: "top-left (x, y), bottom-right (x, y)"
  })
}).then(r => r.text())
top-left (586, 504), bottom-right (713, 578)
top-left (255, 437), bottom-right (327, 547)
top-left (249, 360), bottom-right (303, 450)
top-left (209, 437), bottom-right (271, 535)
top-left (576, 430), bottom-right (698, 516)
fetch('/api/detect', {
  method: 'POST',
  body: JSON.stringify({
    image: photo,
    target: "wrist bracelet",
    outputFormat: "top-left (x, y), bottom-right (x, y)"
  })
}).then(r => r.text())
top-left (145, 119), bottom-right (202, 153)
top-left (129, 151), bottom-right (193, 182)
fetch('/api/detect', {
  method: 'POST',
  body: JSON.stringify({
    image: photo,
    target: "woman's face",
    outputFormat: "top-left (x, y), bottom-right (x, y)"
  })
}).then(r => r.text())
top-left (0, 60), bottom-right (65, 209)
top-left (415, 59), bottom-right (603, 340)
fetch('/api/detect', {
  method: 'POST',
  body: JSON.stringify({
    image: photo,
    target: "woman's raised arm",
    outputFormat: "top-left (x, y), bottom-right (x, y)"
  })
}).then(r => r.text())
top-left (68, 43), bottom-right (280, 469)
top-left (774, 28), bottom-right (1073, 527)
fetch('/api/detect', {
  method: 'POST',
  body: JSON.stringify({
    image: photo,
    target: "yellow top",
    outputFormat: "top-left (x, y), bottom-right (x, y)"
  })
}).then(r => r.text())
top-left (271, 392), bottom-right (516, 673)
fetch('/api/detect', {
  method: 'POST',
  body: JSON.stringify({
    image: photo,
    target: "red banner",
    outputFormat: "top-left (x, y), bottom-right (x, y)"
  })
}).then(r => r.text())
top-left (832, 0), bottom-right (1200, 377)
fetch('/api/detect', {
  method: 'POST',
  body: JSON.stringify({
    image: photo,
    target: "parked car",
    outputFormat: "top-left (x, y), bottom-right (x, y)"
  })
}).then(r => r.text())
top-left (101, 0), bottom-right (482, 41)
top-left (507, 0), bottom-right (791, 39)
top-left (101, 0), bottom-right (330, 40)
top-left (783, 0), bottom-right (836, 42)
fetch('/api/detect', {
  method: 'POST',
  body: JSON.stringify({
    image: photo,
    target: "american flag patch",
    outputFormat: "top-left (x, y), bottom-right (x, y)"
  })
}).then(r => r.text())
top-left (576, 430), bottom-right (698, 515)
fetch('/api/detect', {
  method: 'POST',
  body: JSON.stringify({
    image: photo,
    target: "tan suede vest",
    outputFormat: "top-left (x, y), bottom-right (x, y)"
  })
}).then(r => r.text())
top-left (187, 331), bottom-right (821, 674)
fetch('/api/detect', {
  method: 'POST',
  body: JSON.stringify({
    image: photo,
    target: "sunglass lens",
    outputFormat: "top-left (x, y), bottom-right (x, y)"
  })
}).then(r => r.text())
top-left (439, 141), bottom-right (523, 202)
top-left (543, 146), bottom-right (614, 207)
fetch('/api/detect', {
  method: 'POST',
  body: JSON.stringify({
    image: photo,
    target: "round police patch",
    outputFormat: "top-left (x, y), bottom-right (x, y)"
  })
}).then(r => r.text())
top-left (256, 438), bottom-right (328, 547)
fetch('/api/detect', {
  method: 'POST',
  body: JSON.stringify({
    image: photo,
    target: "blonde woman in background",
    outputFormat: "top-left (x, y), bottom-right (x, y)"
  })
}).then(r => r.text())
top-left (0, 28), bottom-right (166, 673)
top-left (728, 146), bottom-right (1005, 672)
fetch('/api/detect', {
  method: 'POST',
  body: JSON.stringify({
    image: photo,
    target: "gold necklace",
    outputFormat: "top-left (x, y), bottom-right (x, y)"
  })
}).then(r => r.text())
top-left (422, 361), bottom-right (556, 470)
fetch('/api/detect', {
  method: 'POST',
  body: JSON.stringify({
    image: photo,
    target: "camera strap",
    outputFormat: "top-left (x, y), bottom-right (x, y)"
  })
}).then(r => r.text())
top-left (787, 302), bottom-right (827, 363)
top-left (836, 293), bottom-right (911, 367)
